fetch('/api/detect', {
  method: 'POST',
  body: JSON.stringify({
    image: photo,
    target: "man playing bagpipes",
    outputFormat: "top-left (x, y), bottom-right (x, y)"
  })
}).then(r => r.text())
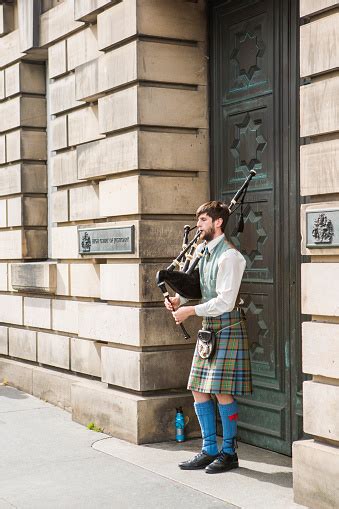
top-left (164, 200), bottom-right (252, 474)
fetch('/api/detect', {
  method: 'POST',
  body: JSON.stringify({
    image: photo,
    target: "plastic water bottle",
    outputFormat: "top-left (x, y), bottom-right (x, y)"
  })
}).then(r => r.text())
top-left (175, 407), bottom-right (185, 442)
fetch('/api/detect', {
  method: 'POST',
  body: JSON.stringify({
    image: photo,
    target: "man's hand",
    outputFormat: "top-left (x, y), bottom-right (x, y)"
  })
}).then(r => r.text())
top-left (172, 306), bottom-right (196, 324)
top-left (164, 295), bottom-right (180, 312)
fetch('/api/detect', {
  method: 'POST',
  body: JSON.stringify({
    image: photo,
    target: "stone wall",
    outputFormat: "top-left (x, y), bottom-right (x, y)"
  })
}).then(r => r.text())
top-left (0, 0), bottom-right (208, 443)
top-left (293, 1), bottom-right (339, 507)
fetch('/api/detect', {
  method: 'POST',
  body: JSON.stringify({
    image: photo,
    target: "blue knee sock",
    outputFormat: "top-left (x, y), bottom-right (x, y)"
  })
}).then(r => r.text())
top-left (194, 400), bottom-right (218, 456)
top-left (218, 400), bottom-right (238, 455)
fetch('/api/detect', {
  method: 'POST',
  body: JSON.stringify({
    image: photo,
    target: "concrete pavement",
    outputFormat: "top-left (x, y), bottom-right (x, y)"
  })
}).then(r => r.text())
top-left (0, 386), bottom-right (307, 509)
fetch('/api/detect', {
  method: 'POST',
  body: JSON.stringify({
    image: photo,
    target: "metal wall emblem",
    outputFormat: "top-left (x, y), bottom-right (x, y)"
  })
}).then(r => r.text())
top-left (78, 226), bottom-right (135, 254)
top-left (306, 210), bottom-right (339, 248)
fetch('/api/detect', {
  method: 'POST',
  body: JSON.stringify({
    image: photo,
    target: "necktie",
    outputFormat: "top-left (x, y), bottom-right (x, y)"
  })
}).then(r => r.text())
top-left (205, 247), bottom-right (210, 261)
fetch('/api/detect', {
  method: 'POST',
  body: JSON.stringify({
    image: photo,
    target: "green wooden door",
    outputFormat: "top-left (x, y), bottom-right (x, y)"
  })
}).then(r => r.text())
top-left (209, 0), bottom-right (301, 455)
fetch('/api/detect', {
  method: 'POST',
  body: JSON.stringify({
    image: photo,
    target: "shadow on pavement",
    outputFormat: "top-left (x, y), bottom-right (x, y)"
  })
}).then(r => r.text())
top-left (234, 467), bottom-right (293, 488)
top-left (0, 385), bottom-right (28, 400)
top-left (144, 438), bottom-right (294, 488)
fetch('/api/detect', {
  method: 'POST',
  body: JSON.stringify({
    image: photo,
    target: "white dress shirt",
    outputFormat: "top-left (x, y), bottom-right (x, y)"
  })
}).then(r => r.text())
top-left (180, 234), bottom-right (246, 317)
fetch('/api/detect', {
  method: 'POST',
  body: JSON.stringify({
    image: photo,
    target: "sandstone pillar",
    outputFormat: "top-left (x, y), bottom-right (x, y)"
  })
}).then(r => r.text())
top-left (293, 2), bottom-right (339, 507)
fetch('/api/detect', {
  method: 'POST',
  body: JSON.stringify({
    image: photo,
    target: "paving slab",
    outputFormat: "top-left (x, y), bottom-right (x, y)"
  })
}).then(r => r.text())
top-left (0, 386), bottom-right (232, 509)
top-left (0, 385), bottom-right (308, 509)
top-left (0, 385), bottom-right (45, 412)
top-left (94, 431), bottom-right (308, 509)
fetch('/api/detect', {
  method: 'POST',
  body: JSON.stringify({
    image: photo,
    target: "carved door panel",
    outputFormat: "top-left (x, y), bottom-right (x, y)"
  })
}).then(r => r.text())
top-left (210, 0), bottom-right (300, 455)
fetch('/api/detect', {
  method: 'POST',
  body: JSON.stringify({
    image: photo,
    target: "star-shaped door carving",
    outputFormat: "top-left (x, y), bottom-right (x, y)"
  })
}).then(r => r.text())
top-left (230, 113), bottom-right (267, 178)
top-left (230, 25), bottom-right (266, 85)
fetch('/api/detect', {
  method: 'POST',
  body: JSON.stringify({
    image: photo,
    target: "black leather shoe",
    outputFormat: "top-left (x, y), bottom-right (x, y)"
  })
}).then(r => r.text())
top-left (205, 451), bottom-right (239, 474)
top-left (178, 451), bottom-right (218, 470)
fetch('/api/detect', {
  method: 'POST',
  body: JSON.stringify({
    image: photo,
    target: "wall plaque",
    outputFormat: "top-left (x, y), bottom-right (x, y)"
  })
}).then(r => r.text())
top-left (306, 210), bottom-right (339, 248)
top-left (78, 226), bottom-right (135, 255)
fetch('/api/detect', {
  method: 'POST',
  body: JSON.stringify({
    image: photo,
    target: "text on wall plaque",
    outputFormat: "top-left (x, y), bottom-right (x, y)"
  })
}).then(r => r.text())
top-left (78, 226), bottom-right (135, 254)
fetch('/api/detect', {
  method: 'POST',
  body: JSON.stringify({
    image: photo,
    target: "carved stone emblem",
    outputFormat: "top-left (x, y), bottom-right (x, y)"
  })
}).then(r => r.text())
top-left (312, 213), bottom-right (334, 244)
top-left (81, 231), bottom-right (91, 252)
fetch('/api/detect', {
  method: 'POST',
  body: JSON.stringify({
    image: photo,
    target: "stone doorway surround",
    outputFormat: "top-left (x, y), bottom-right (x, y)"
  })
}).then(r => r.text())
top-left (293, 1), bottom-right (339, 508)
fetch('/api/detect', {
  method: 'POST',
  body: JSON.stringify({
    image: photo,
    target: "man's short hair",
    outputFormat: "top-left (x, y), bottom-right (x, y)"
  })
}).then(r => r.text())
top-left (196, 201), bottom-right (230, 233)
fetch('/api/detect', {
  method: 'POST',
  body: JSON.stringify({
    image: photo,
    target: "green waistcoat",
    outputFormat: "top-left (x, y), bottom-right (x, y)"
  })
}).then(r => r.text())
top-left (199, 238), bottom-right (232, 303)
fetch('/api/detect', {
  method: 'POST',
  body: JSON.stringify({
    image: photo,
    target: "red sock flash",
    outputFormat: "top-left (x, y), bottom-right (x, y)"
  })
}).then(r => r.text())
top-left (228, 413), bottom-right (238, 421)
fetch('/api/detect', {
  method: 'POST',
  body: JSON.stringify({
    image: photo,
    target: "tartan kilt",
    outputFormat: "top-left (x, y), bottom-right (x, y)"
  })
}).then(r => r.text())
top-left (187, 309), bottom-right (252, 395)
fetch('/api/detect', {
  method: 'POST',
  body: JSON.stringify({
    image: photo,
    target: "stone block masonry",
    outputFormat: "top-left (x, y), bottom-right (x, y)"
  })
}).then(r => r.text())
top-left (294, 3), bottom-right (339, 508)
top-left (0, 0), bottom-right (208, 445)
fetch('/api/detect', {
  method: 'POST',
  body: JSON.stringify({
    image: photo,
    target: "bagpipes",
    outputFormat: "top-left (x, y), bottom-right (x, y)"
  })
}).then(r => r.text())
top-left (156, 169), bottom-right (257, 340)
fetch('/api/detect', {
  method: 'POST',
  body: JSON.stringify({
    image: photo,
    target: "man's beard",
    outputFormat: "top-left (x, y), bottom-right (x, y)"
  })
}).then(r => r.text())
top-left (201, 225), bottom-right (215, 242)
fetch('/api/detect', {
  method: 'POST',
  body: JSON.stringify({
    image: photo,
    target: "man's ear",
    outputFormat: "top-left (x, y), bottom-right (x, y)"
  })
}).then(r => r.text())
top-left (215, 217), bottom-right (223, 229)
